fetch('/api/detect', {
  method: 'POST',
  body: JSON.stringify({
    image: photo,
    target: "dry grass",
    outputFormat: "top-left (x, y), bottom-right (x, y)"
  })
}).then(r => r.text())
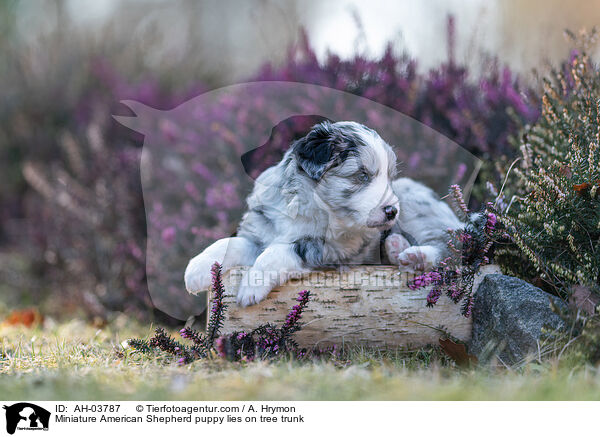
top-left (1, 317), bottom-right (599, 401)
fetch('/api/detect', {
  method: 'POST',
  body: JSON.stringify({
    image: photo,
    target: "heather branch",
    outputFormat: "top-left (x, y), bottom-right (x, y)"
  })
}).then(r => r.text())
top-left (206, 262), bottom-right (227, 348)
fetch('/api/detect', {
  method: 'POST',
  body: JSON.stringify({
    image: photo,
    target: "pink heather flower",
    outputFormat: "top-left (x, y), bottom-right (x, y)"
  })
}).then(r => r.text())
top-left (485, 213), bottom-right (497, 233)
top-left (284, 306), bottom-right (302, 328)
top-left (408, 271), bottom-right (442, 290)
top-left (282, 290), bottom-right (311, 331)
top-left (205, 262), bottom-right (228, 347)
top-left (450, 184), bottom-right (469, 217)
top-left (161, 226), bottom-right (176, 245)
top-left (297, 290), bottom-right (310, 302)
top-left (426, 288), bottom-right (442, 307)
top-left (215, 337), bottom-right (226, 359)
top-left (463, 295), bottom-right (474, 317)
top-left (178, 327), bottom-right (205, 347)
top-left (458, 232), bottom-right (472, 243)
top-left (449, 284), bottom-right (461, 300)
top-left (454, 163), bottom-right (467, 181)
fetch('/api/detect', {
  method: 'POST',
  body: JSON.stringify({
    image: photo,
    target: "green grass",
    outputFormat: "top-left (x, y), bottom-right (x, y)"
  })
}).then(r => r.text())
top-left (1, 317), bottom-right (599, 400)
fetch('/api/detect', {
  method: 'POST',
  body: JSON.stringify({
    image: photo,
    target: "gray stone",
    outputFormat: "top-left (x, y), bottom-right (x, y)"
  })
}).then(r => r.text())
top-left (469, 274), bottom-right (566, 365)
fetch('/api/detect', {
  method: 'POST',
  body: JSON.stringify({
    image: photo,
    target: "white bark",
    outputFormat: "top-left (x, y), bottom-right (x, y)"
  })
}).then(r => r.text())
top-left (209, 265), bottom-right (500, 348)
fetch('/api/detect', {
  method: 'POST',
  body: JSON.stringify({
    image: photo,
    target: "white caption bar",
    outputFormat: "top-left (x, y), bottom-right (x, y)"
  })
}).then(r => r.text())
top-left (0, 401), bottom-right (596, 437)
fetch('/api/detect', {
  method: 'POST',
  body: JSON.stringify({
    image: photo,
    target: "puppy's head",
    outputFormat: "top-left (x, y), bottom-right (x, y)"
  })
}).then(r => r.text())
top-left (292, 121), bottom-right (399, 230)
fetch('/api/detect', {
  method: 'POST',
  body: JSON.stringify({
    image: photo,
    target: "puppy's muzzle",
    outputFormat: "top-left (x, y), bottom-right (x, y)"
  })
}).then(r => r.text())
top-left (367, 201), bottom-right (399, 229)
top-left (384, 205), bottom-right (397, 221)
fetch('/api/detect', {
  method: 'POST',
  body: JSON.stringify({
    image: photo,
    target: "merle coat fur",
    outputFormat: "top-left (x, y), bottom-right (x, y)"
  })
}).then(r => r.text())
top-left (185, 121), bottom-right (463, 306)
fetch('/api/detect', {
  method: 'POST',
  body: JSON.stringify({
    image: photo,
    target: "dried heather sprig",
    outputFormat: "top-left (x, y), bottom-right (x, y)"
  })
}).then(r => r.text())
top-left (409, 271), bottom-right (442, 290)
top-left (148, 327), bottom-right (193, 363)
top-left (206, 262), bottom-right (227, 347)
top-left (448, 283), bottom-right (463, 302)
top-left (461, 293), bottom-right (475, 317)
top-left (412, 185), bottom-right (507, 316)
top-left (214, 337), bottom-right (227, 359)
top-left (253, 324), bottom-right (282, 357)
top-left (179, 327), bottom-right (206, 347)
top-left (282, 290), bottom-right (311, 334)
top-left (485, 205), bottom-right (497, 234)
top-left (215, 290), bottom-right (314, 361)
top-left (127, 338), bottom-right (152, 354)
top-left (450, 184), bottom-right (469, 220)
top-left (426, 288), bottom-right (442, 307)
top-left (128, 267), bottom-right (312, 363)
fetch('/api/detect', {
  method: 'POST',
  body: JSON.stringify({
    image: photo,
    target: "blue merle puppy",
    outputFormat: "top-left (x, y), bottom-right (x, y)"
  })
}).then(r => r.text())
top-left (185, 121), bottom-right (463, 306)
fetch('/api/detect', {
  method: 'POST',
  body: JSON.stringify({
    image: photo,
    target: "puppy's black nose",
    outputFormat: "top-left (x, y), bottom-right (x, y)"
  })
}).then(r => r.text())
top-left (384, 205), bottom-right (397, 220)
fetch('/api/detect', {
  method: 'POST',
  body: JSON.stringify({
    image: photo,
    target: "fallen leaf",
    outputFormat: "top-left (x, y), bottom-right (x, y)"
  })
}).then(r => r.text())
top-left (574, 180), bottom-right (600, 195)
top-left (573, 182), bottom-right (591, 193)
top-left (570, 285), bottom-right (600, 316)
top-left (3, 308), bottom-right (43, 328)
top-left (439, 338), bottom-right (478, 367)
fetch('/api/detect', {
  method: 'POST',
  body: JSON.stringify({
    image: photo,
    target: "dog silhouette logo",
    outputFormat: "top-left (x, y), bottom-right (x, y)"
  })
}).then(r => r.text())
top-left (113, 82), bottom-right (479, 319)
top-left (3, 403), bottom-right (50, 434)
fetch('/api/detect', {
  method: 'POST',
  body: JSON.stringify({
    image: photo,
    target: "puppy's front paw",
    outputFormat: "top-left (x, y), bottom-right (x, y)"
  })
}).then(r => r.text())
top-left (184, 258), bottom-right (213, 294)
top-left (236, 284), bottom-right (272, 307)
top-left (385, 233), bottom-right (411, 265)
top-left (397, 246), bottom-right (440, 272)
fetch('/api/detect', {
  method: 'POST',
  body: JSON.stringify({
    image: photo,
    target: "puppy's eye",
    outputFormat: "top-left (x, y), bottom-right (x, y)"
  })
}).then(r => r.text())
top-left (357, 170), bottom-right (371, 183)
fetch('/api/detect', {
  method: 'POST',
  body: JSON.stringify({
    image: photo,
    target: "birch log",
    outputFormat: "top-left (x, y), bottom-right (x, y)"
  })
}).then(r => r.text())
top-left (208, 265), bottom-right (500, 348)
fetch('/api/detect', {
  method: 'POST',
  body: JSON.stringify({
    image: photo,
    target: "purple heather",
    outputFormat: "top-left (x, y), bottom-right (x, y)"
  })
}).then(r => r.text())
top-left (426, 288), bottom-right (442, 307)
top-left (409, 271), bottom-right (442, 290)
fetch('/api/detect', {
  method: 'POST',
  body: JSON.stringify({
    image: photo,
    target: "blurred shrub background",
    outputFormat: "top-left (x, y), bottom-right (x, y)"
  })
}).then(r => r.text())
top-left (1, 0), bottom-right (598, 323)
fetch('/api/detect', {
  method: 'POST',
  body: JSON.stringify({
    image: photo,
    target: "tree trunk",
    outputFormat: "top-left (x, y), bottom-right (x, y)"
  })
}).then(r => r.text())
top-left (208, 265), bottom-right (498, 348)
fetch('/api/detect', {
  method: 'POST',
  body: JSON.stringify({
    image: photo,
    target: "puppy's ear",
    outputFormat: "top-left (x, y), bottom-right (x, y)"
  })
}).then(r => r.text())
top-left (292, 122), bottom-right (339, 181)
